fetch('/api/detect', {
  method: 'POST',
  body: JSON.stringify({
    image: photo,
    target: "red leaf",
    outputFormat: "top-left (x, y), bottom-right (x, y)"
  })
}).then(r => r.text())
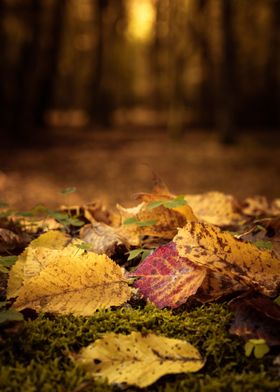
top-left (130, 242), bottom-right (206, 309)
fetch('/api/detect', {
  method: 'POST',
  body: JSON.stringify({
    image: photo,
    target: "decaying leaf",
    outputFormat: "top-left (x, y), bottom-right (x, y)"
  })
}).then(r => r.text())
top-left (80, 222), bottom-right (127, 256)
top-left (174, 221), bottom-right (280, 296)
top-left (242, 196), bottom-right (280, 217)
top-left (7, 230), bottom-right (69, 299)
top-left (0, 228), bottom-right (30, 253)
top-left (195, 270), bottom-right (247, 303)
top-left (12, 251), bottom-right (132, 316)
top-left (117, 198), bottom-right (196, 244)
top-left (229, 294), bottom-right (280, 346)
top-left (184, 192), bottom-right (242, 226)
top-left (130, 242), bottom-right (206, 308)
top-left (72, 331), bottom-right (204, 388)
top-left (61, 200), bottom-right (112, 225)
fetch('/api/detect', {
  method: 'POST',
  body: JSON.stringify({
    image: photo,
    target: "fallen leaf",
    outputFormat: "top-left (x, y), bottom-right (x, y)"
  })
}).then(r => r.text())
top-left (195, 270), bottom-right (247, 303)
top-left (184, 192), bottom-right (242, 226)
top-left (12, 252), bottom-right (132, 316)
top-left (0, 228), bottom-right (30, 253)
top-left (130, 242), bottom-right (206, 308)
top-left (242, 196), bottom-right (280, 217)
top-left (174, 221), bottom-right (280, 296)
top-left (7, 230), bottom-right (69, 299)
top-left (229, 294), bottom-right (280, 346)
top-left (80, 222), bottom-right (128, 256)
top-left (72, 331), bottom-right (204, 388)
top-left (118, 199), bottom-right (196, 243)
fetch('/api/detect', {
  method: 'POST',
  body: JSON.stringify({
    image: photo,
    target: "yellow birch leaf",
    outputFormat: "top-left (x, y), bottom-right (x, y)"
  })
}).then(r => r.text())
top-left (12, 252), bottom-right (132, 316)
top-left (7, 230), bottom-right (69, 299)
top-left (73, 331), bottom-right (204, 388)
top-left (174, 222), bottom-right (280, 296)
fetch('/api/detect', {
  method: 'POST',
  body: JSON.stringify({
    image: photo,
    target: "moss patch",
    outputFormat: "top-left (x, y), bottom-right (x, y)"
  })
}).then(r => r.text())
top-left (0, 303), bottom-right (279, 391)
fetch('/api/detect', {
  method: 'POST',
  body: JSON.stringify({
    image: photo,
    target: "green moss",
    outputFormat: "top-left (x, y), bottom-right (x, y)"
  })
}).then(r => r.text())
top-left (0, 303), bottom-right (279, 391)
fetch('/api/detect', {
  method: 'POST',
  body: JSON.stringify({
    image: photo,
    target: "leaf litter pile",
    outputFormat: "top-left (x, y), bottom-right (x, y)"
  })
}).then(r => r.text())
top-left (0, 181), bottom-right (280, 391)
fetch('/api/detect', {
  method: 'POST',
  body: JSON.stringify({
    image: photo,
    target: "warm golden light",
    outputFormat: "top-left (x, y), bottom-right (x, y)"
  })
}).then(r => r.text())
top-left (126, 0), bottom-right (155, 42)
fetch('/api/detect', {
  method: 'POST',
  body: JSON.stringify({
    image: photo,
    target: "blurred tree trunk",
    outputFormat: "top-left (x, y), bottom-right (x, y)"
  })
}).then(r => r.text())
top-left (266, 0), bottom-right (280, 126)
top-left (9, 0), bottom-right (42, 145)
top-left (197, 0), bottom-right (214, 126)
top-left (0, 0), bottom-right (7, 138)
top-left (88, 0), bottom-right (112, 127)
top-left (216, 0), bottom-right (237, 143)
top-left (34, 0), bottom-right (67, 128)
top-left (167, 0), bottom-right (186, 139)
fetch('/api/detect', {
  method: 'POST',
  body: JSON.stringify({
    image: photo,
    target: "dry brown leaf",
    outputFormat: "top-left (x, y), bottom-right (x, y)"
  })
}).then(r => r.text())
top-left (184, 192), bottom-right (242, 226)
top-left (80, 222), bottom-right (128, 256)
top-left (196, 270), bottom-right (247, 303)
top-left (13, 252), bottom-right (132, 315)
top-left (0, 228), bottom-right (30, 253)
top-left (117, 199), bottom-right (197, 244)
top-left (174, 221), bottom-right (280, 296)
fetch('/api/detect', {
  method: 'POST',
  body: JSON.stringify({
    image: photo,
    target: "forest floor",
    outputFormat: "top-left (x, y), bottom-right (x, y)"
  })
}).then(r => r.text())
top-left (0, 127), bottom-right (279, 210)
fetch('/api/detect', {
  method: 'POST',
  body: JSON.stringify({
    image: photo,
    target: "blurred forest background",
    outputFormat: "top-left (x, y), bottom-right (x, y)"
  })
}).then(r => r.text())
top-left (0, 0), bottom-right (279, 207)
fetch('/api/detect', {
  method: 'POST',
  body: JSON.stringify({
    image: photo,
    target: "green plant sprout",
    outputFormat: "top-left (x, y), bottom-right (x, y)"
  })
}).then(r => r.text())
top-left (123, 217), bottom-right (157, 227)
top-left (126, 248), bottom-right (152, 261)
top-left (0, 256), bottom-right (18, 273)
top-left (147, 194), bottom-right (187, 210)
top-left (254, 240), bottom-right (273, 250)
top-left (244, 339), bottom-right (270, 359)
top-left (59, 187), bottom-right (77, 195)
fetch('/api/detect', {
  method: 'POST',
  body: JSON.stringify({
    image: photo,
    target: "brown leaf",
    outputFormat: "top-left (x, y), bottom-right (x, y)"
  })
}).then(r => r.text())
top-left (229, 293), bottom-right (280, 345)
top-left (80, 222), bottom-right (128, 256)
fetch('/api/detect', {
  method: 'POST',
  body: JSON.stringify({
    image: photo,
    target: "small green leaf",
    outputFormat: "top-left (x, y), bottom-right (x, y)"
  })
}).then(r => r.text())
top-left (75, 242), bottom-right (92, 251)
top-left (147, 200), bottom-right (164, 210)
top-left (254, 343), bottom-right (270, 358)
top-left (123, 218), bottom-right (157, 227)
top-left (254, 240), bottom-right (273, 250)
top-left (66, 217), bottom-right (84, 227)
top-left (0, 309), bottom-right (24, 324)
top-left (48, 211), bottom-right (69, 220)
top-left (136, 220), bottom-right (157, 227)
top-left (244, 341), bottom-right (254, 357)
top-left (60, 187), bottom-right (77, 195)
top-left (245, 339), bottom-right (270, 359)
top-left (15, 211), bottom-right (34, 217)
top-left (274, 296), bottom-right (280, 306)
top-left (123, 217), bottom-right (139, 225)
top-left (163, 198), bottom-right (187, 209)
top-left (127, 249), bottom-right (145, 261)
top-left (0, 256), bottom-right (17, 267)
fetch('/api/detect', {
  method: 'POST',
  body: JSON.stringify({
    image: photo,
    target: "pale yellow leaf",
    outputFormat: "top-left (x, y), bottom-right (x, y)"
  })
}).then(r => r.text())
top-left (174, 221), bottom-right (280, 296)
top-left (185, 192), bottom-right (242, 226)
top-left (7, 230), bottom-right (69, 299)
top-left (73, 331), bottom-right (204, 388)
top-left (12, 252), bottom-right (132, 315)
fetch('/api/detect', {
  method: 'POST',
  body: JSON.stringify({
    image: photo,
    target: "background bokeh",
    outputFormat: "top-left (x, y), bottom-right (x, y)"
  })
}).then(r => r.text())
top-left (0, 0), bottom-right (279, 208)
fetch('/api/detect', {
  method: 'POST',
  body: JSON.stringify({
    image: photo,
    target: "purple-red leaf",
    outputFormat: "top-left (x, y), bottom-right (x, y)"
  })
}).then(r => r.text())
top-left (130, 242), bottom-right (206, 309)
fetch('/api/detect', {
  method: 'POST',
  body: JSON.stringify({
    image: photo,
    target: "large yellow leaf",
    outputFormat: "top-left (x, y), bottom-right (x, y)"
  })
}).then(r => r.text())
top-left (73, 331), bottom-right (204, 388)
top-left (7, 230), bottom-right (68, 299)
top-left (174, 222), bottom-right (280, 296)
top-left (12, 252), bottom-right (132, 316)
